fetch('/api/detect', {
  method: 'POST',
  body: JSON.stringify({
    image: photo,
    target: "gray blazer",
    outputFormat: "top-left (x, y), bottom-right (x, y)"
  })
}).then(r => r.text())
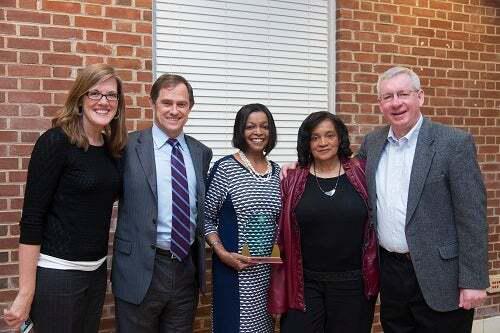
top-left (111, 128), bottom-right (212, 305)
top-left (358, 117), bottom-right (489, 312)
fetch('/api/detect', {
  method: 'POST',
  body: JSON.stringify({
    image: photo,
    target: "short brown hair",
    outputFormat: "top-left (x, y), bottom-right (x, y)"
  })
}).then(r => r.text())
top-left (150, 74), bottom-right (194, 107)
top-left (52, 63), bottom-right (127, 158)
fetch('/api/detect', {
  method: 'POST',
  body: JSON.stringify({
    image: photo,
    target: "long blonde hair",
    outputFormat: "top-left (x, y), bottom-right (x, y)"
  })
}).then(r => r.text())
top-left (52, 64), bottom-right (127, 158)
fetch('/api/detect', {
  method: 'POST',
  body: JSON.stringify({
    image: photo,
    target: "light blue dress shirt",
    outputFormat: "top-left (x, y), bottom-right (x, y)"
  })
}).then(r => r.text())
top-left (152, 123), bottom-right (197, 250)
top-left (375, 115), bottom-right (423, 253)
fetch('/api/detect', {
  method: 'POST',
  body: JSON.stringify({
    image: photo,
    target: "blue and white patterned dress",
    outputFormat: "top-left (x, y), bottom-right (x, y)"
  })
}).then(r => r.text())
top-left (204, 155), bottom-right (281, 333)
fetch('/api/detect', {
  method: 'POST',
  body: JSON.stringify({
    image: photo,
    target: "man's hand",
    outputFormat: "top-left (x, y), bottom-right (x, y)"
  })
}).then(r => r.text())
top-left (280, 162), bottom-right (298, 180)
top-left (459, 288), bottom-right (487, 310)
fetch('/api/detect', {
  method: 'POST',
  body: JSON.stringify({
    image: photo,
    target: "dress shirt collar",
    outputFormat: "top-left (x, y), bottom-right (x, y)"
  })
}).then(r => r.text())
top-left (387, 114), bottom-right (423, 145)
top-left (152, 122), bottom-right (187, 151)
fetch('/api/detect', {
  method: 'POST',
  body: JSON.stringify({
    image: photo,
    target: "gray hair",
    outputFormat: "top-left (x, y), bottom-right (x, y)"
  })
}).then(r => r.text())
top-left (377, 66), bottom-right (421, 95)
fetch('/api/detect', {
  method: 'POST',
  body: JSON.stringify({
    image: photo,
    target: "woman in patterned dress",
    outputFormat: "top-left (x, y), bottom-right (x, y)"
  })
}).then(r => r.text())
top-left (204, 103), bottom-right (281, 333)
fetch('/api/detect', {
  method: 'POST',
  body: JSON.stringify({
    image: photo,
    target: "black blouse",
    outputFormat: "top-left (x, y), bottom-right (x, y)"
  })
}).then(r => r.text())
top-left (295, 173), bottom-right (367, 272)
top-left (19, 127), bottom-right (121, 261)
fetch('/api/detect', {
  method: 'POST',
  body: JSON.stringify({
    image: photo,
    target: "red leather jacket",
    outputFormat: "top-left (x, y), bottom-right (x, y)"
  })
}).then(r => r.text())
top-left (268, 157), bottom-right (379, 314)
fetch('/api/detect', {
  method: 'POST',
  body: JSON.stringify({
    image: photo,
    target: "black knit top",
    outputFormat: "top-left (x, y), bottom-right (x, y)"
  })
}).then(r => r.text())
top-left (295, 173), bottom-right (367, 272)
top-left (19, 127), bottom-right (121, 261)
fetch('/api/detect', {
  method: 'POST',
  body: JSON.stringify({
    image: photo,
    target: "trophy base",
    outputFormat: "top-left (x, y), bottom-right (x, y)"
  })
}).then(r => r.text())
top-left (247, 256), bottom-right (283, 264)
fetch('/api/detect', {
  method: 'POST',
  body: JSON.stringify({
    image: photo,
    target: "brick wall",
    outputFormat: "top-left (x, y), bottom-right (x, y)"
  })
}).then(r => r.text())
top-left (0, 0), bottom-right (498, 332)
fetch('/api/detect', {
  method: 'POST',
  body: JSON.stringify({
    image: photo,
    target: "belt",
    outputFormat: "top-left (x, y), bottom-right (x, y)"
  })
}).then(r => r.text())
top-left (380, 247), bottom-right (411, 261)
top-left (303, 268), bottom-right (362, 282)
top-left (155, 247), bottom-right (180, 261)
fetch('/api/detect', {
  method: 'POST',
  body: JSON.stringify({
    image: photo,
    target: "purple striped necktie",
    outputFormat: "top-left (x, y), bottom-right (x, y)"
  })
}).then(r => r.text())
top-left (167, 138), bottom-right (191, 261)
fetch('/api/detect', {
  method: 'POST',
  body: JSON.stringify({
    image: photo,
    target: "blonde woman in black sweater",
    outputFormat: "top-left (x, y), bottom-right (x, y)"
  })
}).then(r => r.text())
top-left (3, 64), bottom-right (127, 333)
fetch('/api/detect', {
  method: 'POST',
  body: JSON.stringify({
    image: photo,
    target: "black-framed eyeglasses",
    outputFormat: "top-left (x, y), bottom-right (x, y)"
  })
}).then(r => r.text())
top-left (86, 91), bottom-right (119, 102)
top-left (378, 89), bottom-right (420, 104)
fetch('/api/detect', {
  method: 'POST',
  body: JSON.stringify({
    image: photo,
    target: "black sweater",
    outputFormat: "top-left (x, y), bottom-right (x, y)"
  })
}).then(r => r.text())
top-left (19, 127), bottom-right (121, 261)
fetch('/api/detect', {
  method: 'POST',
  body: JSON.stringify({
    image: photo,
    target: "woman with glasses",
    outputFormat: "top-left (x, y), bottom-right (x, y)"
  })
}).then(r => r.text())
top-left (3, 64), bottom-right (127, 333)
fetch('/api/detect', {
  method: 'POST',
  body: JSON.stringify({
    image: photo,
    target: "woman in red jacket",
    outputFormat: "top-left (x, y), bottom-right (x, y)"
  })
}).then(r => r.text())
top-left (269, 111), bottom-right (379, 333)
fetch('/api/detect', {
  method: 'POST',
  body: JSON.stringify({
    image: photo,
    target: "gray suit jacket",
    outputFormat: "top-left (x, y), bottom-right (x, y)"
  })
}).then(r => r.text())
top-left (111, 128), bottom-right (212, 305)
top-left (358, 117), bottom-right (489, 311)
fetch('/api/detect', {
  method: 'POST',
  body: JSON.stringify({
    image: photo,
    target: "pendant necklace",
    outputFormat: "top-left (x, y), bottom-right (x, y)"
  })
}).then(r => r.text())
top-left (313, 161), bottom-right (341, 197)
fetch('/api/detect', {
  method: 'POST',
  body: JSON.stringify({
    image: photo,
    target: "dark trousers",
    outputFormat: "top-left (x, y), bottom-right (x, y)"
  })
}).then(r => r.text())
top-left (30, 262), bottom-right (107, 333)
top-left (281, 271), bottom-right (375, 333)
top-left (380, 247), bottom-right (474, 333)
top-left (115, 250), bottom-right (198, 333)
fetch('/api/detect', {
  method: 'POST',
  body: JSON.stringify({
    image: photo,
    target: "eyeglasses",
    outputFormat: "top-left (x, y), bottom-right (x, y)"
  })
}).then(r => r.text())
top-left (86, 91), bottom-right (119, 102)
top-left (378, 90), bottom-right (419, 104)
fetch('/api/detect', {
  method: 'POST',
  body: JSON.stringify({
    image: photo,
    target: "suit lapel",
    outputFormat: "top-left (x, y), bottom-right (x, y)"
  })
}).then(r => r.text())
top-left (406, 118), bottom-right (435, 225)
top-left (135, 128), bottom-right (158, 201)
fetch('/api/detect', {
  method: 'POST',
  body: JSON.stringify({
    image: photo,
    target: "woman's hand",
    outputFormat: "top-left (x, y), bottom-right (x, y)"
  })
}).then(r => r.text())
top-left (280, 162), bottom-right (298, 180)
top-left (219, 251), bottom-right (256, 271)
top-left (3, 292), bottom-right (33, 328)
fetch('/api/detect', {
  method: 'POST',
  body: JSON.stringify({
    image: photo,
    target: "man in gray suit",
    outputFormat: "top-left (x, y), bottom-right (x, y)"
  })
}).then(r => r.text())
top-left (112, 74), bottom-right (212, 332)
top-left (358, 66), bottom-right (489, 332)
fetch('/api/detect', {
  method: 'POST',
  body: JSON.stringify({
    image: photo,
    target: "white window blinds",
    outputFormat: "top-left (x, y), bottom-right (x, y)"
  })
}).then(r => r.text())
top-left (154, 0), bottom-right (332, 163)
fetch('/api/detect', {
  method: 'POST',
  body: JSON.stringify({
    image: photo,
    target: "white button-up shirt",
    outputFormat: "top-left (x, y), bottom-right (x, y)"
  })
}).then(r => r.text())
top-left (375, 115), bottom-right (423, 253)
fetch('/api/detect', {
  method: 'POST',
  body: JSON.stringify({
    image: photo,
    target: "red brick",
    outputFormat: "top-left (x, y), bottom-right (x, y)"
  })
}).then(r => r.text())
top-left (106, 32), bottom-right (141, 45)
top-left (42, 54), bottom-right (82, 66)
top-left (8, 65), bottom-right (50, 77)
top-left (0, 185), bottom-right (20, 197)
top-left (7, 38), bottom-right (50, 51)
top-left (105, 7), bottom-right (141, 20)
top-left (43, 1), bottom-right (81, 14)
top-left (76, 42), bottom-right (112, 55)
top-left (20, 105), bottom-right (40, 116)
top-left (116, 46), bottom-right (134, 56)
top-left (136, 0), bottom-right (152, 8)
top-left (86, 30), bottom-right (104, 42)
top-left (6, 10), bottom-right (50, 24)
top-left (412, 7), bottom-right (436, 18)
top-left (8, 92), bottom-right (51, 104)
top-left (19, 0), bottom-right (37, 9)
top-left (19, 52), bottom-right (38, 64)
top-left (0, 50), bottom-right (16, 63)
top-left (53, 41), bottom-right (72, 53)
top-left (75, 16), bottom-right (112, 30)
top-left (52, 14), bottom-right (70, 26)
top-left (19, 25), bottom-right (38, 37)
top-left (10, 118), bottom-right (51, 130)
top-left (0, 23), bottom-right (16, 35)
top-left (0, 105), bottom-right (19, 117)
top-left (1, 0), bottom-right (16, 7)
top-left (20, 79), bottom-right (40, 90)
top-left (116, 22), bottom-right (133, 32)
top-left (448, 12), bottom-right (470, 23)
top-left (412, 27), bottom-right (435, 37)
top-left (85, 4), bottom-right (102, 16)
top-left (42, 27), bottom-right (83, 40)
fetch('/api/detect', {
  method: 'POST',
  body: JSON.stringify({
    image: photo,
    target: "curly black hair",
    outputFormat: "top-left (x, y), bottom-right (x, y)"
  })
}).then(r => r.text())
top-left (232, 103), bottom-right (277, 156)
top-left (297, 111), bottom-right (352, 167)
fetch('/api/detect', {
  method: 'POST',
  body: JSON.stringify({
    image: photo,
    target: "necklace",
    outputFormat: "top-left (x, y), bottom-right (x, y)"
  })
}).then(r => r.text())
top-left (238, 150), bottom-right (272, 182)
top-left (313, 162), bottom-right (341, 197)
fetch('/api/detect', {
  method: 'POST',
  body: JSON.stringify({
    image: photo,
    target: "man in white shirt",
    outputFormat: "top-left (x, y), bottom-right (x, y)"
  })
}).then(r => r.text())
top-left (358, 66), bottom-right (488, 332)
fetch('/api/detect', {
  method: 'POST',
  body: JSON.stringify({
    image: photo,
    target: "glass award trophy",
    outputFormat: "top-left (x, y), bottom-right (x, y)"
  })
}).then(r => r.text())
top-left (241, 212), bottom-right (282, 264)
